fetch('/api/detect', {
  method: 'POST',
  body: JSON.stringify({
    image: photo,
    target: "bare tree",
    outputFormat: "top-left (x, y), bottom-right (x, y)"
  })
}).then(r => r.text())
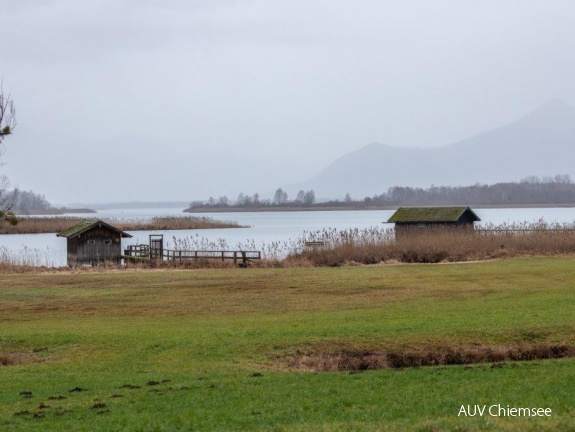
top-left (273, 188), bottom-right (288, 205)
top-left (236, 193), bottom-right (247, 206)
top-left (295, 189), bottom-right (315, 205)
top-left (0, 81), bottom-right (16, 146)
top-left (295, 190), bottom-right (305, 204)
top-left (554, 174), bottom-right (572, 184)
top-left (0, 81), bottom-right (17, 226)
top-left (303, 190), bottom-right (316, 205)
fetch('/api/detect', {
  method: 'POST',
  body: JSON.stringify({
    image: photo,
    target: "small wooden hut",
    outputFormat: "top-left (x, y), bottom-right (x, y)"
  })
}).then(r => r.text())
top-left (57, 220), bottom-right (132, 266)
top-left (388, 206), bottom-right (480, 234)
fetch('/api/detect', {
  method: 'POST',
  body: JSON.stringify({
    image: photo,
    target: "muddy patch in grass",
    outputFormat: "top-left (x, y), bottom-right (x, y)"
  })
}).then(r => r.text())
top-left (0, 351), bottom-right (40, 366)
top-left (287, 344), bottom-right (575, 371)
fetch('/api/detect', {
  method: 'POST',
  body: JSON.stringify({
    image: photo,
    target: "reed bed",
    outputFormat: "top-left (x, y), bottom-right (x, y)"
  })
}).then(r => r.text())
top-left (170, 234), bottom-right (299, 265)
top-left (286, 221), bottom-right (575, 266)
top-left (0, 216), bottom-right (244, 234)
top-left (0, 245), bottom-right (57, 271)
top-left (167, 220), bottom-right (575, 268)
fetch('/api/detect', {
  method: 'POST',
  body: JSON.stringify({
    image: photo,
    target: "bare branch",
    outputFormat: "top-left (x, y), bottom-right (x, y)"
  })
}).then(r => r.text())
top-left (0, 79), bottom-right (18, 225)
top-left (0, 79), bottom-right (17, 145)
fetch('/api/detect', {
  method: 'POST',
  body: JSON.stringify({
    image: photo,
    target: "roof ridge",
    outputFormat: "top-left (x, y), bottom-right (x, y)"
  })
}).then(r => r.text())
top-left (56, 219), bottom-right (132, 238)
top-left (387, 206), bottom-right (480, 223)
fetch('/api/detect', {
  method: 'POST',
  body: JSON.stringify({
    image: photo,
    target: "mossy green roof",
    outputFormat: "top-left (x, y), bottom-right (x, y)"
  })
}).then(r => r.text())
top-left (388, 207), bottom-right (480, 223)
top-left (56, 220), bottom-right (132, 238)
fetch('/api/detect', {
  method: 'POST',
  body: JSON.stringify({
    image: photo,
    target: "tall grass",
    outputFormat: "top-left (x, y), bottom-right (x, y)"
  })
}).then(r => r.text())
top-left (170, 234), bottom-right (300, 263)
top-left (0, 245), bottom-right (57, 271)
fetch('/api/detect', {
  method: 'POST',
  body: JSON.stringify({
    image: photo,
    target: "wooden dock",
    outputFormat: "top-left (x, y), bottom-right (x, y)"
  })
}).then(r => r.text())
top-left (163, 249), bottom-right (260, 265)
top-left (124, 245), bottom-right (261, 266)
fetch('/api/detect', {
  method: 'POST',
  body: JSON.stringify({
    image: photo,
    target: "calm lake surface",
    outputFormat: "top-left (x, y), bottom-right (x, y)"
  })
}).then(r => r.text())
top-left (2, 207), bottom-right (575, 266)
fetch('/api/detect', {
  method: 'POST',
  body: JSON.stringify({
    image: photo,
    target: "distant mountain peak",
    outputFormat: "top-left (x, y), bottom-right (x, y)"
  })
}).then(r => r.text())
top-left (363, 142), bottom-right (383, 149)
top-left (523, 98), bottom-right (575, 121)
top-left (537, 98), bottom-right (573, 110)
top-left (297, 98), bottom-right (575, 198)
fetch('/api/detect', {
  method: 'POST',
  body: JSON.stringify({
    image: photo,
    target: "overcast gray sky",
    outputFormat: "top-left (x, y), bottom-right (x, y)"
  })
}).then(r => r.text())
top-left (2, 0), bottom-right (575, 203)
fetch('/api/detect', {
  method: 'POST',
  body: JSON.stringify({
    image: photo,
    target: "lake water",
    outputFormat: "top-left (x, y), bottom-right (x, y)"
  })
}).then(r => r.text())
top-left (2, 207), bottom-right (575, 266)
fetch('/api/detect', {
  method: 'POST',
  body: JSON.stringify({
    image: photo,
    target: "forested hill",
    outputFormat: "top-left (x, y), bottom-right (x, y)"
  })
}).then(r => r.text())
top-left (367, 175), bottom-right (575, 207)
top-left (296, 100), bottom-right (575, 198)
top-left (186, 175), bottom-right (575, 211)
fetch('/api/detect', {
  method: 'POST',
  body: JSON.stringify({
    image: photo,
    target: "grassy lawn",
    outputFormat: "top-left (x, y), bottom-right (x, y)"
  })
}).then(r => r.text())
top-left (1, 257), bottom-right (574, 431)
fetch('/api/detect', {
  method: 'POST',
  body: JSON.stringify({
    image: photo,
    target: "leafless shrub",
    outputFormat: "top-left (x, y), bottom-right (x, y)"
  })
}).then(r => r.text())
top-left (288, 343), bottom-right (575, 371)
top-left (293, 351), bottom-right (388, 372)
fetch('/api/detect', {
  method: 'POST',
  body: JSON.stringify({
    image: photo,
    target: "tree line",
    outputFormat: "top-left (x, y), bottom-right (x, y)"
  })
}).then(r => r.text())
top-left (0, 188), bottom-right (54, 213)
top-left (366, 175), bottom-right (575, 206)
top-left (188, 188), bottom-right (316, 209)
top-left (188, 175), bottom-right (575, 210)
top-left (10, 190), bottom-right (53, 211)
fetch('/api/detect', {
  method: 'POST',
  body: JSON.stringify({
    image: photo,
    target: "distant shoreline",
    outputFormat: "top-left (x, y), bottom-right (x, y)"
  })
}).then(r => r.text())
top-left (16, 208), bottom-right (97, 216)
top-left (0, 215), bottom-right (244, 235)
top-left (183, 203), bottom-right (575, 213)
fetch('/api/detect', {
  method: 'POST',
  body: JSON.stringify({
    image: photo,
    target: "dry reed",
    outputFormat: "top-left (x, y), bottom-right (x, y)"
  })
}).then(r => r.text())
top-left (159, 220), bottom-right (575, 268)
top-left (0, 245), bottom-right (57, 269)
top-left (285, 221), bottom-right (575, 266)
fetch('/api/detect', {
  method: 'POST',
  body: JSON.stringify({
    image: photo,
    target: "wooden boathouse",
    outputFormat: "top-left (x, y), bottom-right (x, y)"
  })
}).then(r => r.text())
top-left (388, 206), bottom-right (481, 233)
top-left (57, 220), bottom-right (132, 266)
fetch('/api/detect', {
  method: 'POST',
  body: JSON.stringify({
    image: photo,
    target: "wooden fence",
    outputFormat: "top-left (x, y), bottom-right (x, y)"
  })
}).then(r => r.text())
top-left (475, 228), bottom-right (575, 235)
top-left (124, 244), bottom-right (149, 258)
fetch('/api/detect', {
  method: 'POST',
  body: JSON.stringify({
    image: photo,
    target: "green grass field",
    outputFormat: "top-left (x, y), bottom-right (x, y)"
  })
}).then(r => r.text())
top-left (1, 257), bottom-right (574, 431)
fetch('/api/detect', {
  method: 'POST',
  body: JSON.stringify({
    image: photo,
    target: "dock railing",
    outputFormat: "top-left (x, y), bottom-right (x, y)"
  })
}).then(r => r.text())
top-left (124, 246), bottom-right (261, 266)
top-left (124, 244), bottom-right (150, 258)
top-left (163, 249), bottom-right (261, 265)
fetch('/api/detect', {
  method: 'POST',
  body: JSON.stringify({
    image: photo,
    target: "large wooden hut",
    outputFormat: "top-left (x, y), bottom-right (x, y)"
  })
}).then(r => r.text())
top-left (388, 206), bottom-right (480, 234)
top-left (57, 220), bottom-right (132, 266)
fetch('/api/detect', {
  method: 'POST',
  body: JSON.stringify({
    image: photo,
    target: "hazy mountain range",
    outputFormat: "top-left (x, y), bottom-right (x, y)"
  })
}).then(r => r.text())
top-left (4, 130), bottom-right (304, 205)
top-left (293, 99), bottom-right (575, 200)
top-left (4, 99), bottom-right (575, 205)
